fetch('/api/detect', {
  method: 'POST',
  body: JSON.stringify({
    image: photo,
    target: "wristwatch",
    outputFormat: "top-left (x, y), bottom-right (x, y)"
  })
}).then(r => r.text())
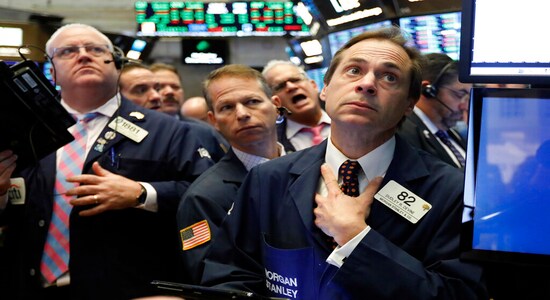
top-left (136, 184), bottom-right (147, 206)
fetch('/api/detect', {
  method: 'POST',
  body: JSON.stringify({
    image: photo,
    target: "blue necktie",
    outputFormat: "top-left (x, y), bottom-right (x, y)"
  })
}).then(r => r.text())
top-left (435, 130), bottom-right (465, 168)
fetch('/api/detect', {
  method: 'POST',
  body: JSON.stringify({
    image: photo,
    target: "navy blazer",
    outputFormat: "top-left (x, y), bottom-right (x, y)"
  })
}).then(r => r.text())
top-left (177, 148), bottom-right (248, 284)
top-left (398, 112), bottom-right (466, 168)
top-left (201, 136), bottom-right (487, 299)
top-left (0, 98), bottom-right (215, 299)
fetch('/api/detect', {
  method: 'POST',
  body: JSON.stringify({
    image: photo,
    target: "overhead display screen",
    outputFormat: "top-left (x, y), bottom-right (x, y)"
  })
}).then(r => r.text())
top-left (399, 11), bottom-right (461, 60)
top-left (136, 1), bottom-right (311, 37)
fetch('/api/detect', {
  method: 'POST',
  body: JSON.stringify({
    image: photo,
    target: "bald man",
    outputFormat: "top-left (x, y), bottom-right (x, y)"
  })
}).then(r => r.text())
top-left (180, 96), bottom-right (210, 124)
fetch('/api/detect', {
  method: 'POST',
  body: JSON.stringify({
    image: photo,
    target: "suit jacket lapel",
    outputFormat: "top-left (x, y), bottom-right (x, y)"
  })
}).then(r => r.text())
top-left (368, 135), bottom-right (431, 226)
top-left (84, 99), bottom-right (146, 170)
top-left (219, 148), bottom-right (248, 185)
top-left (287, 142), bottom-right (330, 250)
top-left (409, 113), bottom-right (458, 167)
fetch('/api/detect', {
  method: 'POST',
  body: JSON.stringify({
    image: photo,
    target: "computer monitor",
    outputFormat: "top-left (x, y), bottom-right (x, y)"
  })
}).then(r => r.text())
top-left (461, 87), bottom-right (550, 266)
top-left (327, 21), bottom-right (392, 57)
top-left (399, 11), bottom-right (461, 60)
top-left (459, 0), bottom-right (550, 84)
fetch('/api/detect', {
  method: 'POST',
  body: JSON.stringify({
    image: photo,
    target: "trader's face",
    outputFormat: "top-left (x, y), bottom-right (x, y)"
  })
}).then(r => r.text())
top-left (153, 70), bottom-right (185, 116)
top-left (264, 64), bottom-right (321, 121)
top-left (321, 38), bottom-right (415, 138)
top-left (207, 76), bottom-right (280, 149)
top-left (436, 79), bottom-right (471, 129)
top-left (119, 68), bottom-right (162, 110)
top-left (49, 27), bottom-right (118, 91)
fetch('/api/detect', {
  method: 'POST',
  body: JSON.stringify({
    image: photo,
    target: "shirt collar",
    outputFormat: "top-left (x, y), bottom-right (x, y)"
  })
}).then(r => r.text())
top-left (61, 94), bottom-right (120, 119)
top-left (232, 142), bottom-right (286, 171)
top-left (286, 110), bottom-right (331, 138)
top-left (413, 107), bottom-right (439, 134)
top-left (324, 135), bottom-right (395, 181)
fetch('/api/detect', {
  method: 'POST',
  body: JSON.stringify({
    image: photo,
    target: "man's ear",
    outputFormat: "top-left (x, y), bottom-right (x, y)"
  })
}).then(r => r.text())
top-left (207, 111), bottom-right (219, 131)
top-left (271, 94), bottom-right (281, 107)
top-left (319, 85), bottom-right (327, 103)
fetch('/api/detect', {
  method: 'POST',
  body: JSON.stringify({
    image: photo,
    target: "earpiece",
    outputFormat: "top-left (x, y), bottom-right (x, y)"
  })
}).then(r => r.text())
top-left (104, 53), bottom-right (123, 70)
top-left (422, 84), bottom-right (438, 98)
top-left (421, 61), bottom-right (455, 99)
top-left (103, 46), bottom-right (126, 70)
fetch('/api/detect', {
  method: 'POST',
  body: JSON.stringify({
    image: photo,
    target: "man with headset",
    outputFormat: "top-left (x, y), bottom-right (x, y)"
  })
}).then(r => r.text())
top-left (0, 23), bottom-right (214, 299)
top-left (398, 53), bottom-right (470, 168)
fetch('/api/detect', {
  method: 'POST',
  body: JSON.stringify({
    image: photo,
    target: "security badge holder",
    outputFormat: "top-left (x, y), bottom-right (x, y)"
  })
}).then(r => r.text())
top-left (93, 112), bottom-right (149, 154)
top-left (374, 180), bottom-right (432, 224)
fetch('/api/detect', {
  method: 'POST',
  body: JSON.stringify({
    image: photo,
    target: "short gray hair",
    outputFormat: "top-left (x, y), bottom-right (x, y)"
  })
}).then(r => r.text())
top-left (262, 60), bottom-right (307, 78)
top-left (45, 23), bottom-right (114, 57)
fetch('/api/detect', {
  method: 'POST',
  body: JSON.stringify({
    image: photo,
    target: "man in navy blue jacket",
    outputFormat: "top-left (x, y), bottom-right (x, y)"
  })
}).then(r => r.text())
top-left (201, 27), bottom-right (488, 299)
top-left (0, 23), bottom-right (214, 299)
top-left (177, 64), bottom-right (284, 284)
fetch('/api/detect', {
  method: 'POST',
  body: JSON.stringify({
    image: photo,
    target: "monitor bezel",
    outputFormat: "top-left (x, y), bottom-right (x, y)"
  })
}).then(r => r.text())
top-left (460, 87), bottom-right (550, 266)
top-left (459, 0), bottom-right (550, 85)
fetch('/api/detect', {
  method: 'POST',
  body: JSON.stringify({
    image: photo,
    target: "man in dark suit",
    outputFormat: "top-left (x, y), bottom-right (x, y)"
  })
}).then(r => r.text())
top-left (262, 60), bottom-right (331, 153)
top-left (0, 23), bottom-right (214, 299)
top-left (176, 64), bottom-right (284, 284)
top-left (120, 62), bottom-right (228, 161)
top-left (201, 27), bottom-right (487, 299)
top-left (398, 53), bottom-right (470, 168)
top-left (150, 62), bottom-right (230, 155)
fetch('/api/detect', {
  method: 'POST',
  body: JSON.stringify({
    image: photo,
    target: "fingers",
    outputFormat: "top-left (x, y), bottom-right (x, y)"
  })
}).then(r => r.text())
top-left (320, 163), bottom-right (340, 194)
top-left (70, 194), bottom-right (101, 206)
top-left (92, 161), bottom-right (111, 176)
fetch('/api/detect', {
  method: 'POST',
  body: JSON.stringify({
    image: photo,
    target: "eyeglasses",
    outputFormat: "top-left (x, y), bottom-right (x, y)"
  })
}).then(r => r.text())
top-left (440, 86), bottom-right (470, 101)
top-left (52, 44), bottom-right (110, 60)
top-left (271, 75), bottom-right (306, 93)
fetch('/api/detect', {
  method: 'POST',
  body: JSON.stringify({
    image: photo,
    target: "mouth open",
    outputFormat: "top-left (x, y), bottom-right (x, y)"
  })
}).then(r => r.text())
top-left (291, 94), bottom-right (307, 104)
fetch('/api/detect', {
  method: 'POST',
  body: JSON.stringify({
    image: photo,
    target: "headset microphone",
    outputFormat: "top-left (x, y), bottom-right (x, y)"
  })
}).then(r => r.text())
top-left (434, 96), bottom-right (457, 114)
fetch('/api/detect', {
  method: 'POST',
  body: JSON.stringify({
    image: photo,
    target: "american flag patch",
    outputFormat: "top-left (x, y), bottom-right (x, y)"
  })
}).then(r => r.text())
top-left (180, 220), bottom-right (211, 251)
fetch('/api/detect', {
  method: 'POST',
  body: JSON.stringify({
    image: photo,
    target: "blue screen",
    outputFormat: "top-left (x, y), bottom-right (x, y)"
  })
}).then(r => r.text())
top-left (305, 67), bottom-right (327, 92)
top-left (471, 92), bottom-right (550, 255)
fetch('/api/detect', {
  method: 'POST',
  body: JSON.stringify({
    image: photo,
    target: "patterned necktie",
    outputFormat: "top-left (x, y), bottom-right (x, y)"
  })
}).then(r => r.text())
top-left (339, 160), bottom-right (361, 197)
top-left (40, 112), bottom-right (99, 283)
top-left (324, 160), bottom-right (362, 249)
top-left (300, 123), bottom-right (326, 145)
top-left (435, 130), bottom-right (465, 168)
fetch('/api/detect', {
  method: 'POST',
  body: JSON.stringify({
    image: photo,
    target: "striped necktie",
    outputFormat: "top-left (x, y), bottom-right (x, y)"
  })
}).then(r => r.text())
top-left (435, 130), bottom-right (465, 168)
top-left (40, 112), bottom-right (99, 283)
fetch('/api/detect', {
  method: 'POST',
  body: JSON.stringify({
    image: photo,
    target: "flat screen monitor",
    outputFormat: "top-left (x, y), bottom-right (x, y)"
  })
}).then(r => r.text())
top-left (181, 39), bottom-right (229, 65)
top-left (399, 11), bottom-right (461, 60)
top-left (327, 20), bottom-right (392, 57)
top-left (461, 87), bottom-right (550, 266)
top-left (312, 0), bottom-right (395, 30)
top-left (392, 0), bottom-right (461, 17)
top-left (459, 0), bottom-right (550, 84)
top-left (136, 1), bottom-right (310, 37)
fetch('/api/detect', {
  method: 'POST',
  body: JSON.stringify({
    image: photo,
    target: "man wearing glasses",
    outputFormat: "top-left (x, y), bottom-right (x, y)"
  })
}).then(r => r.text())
top-left (398, 53), bottom-right (470, 168)
top-left (262, 60), bottom-right (331, 153)
top-left (0, 23), bottom-right (214, 299)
